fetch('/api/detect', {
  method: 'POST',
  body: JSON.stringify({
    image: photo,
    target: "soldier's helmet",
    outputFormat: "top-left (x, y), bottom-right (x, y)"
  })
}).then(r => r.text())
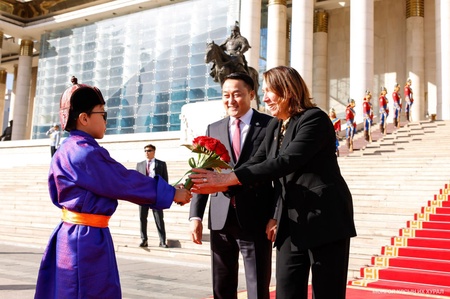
top-left (231, 21), bottom-right (241, 34)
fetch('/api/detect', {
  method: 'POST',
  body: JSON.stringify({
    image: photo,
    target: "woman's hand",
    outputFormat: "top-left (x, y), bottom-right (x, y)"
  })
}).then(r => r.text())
top-left (189, 168), bottom-right (240, 194)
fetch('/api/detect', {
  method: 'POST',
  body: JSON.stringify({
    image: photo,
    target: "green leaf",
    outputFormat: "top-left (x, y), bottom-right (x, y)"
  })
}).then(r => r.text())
top-left (184, 178), bottom-right (193, 190)
top-left (171, 169), bottom-right (193, 187)
top-left (181, 144), bottom-right (194, 151)
top-left (188, 157), bottom-right (196, 168)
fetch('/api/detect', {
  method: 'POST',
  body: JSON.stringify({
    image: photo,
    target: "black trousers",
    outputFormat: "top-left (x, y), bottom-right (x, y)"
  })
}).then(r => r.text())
top-left (276, 237), bottom-right (351, 299)
top-left (139, 206), bottom-right (166, 244)
top-left (50, 146), bottom-right (57, 157)
top-left (210, 208), bottom-right (272, 299)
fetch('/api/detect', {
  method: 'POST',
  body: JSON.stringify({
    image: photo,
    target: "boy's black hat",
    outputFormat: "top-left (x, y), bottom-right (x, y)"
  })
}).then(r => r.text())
top-left (59, 76), bottom-right (105, 131)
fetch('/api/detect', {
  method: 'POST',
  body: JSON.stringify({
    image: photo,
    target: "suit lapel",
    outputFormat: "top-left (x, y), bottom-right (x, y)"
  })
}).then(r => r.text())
top-left (271, 120), bottom-right (282, 158)
top-left (217, 118), bottom-right (235, 167)
top-left (139, 161), bottom-right (145, 174)
top-left (239, 110), bottom-right (260, 161)
top-left (279, 114), bottom-right (300, 152)
top-left (154, 160), bottom-right (159, 175)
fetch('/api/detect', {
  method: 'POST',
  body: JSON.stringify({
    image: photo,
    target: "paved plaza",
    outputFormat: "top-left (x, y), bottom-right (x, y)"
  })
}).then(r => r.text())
top-left (0, 242), bottom-right (267, 299)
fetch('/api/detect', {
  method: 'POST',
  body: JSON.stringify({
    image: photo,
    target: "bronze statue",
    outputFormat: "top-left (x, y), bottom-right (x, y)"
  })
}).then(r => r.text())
top-left (206, 23), bottom-right (260, 108)
top-left (219, 24), bottom-right (250, 72)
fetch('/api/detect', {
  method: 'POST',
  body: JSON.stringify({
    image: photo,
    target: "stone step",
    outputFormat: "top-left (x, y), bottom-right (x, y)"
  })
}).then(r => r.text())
top-left (0, 119), bottom-right (449, 282)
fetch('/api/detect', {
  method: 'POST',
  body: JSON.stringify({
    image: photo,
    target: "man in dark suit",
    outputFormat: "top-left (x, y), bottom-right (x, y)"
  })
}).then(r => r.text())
top-left (190, 66), bottom-right (357, 299)
top-left (189, 73), bottom-right (275, 299)
top-left (136, 144), bottom-right (169, 248)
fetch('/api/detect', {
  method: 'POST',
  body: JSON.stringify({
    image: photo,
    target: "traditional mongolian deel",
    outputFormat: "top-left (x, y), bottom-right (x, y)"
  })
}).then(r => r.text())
top-left (34, 130), bottom-right (175, 299)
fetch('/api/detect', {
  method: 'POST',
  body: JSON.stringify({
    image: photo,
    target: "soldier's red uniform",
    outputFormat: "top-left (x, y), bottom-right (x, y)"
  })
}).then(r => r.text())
top-left (379, 88), bottom-right (389, 134)
top-left (392, 84), bottom-right (402, 127)
top-left (345, 100), bottom-right (356, 152)
top-left (404, 79), bottom-right (413, 121)
top-left (363, 91), bottom-right (373, 142)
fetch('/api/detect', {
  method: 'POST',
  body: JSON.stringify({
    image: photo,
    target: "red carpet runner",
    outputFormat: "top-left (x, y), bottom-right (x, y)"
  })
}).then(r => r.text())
top-left (204, 184), bottom-right (450, 299)
top-left (349, 183), bottom-right (450, 297)
top-left (205, 285), bottom-right (439, 298)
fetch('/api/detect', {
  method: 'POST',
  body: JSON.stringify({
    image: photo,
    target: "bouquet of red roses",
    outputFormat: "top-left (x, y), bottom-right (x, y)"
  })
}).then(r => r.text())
top-left (176, 136), bottom-right (231, 190)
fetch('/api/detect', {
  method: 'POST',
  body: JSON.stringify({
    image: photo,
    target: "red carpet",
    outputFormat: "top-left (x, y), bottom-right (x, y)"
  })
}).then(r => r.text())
top-left (349, 184), bottom-right (450, 297)
top-left (204, 185), bottom-right (450, 299)
top-left (204, 285), bottom-right (438, 298)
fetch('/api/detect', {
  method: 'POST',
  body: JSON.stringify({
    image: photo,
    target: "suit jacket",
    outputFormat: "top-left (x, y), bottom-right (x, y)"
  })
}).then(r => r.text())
top-left (189, 109), bottom-right (275, 232)
top-left (235, 107), bottom-right (357, 250)
top-left (136, 159), bottom-right (169, 183)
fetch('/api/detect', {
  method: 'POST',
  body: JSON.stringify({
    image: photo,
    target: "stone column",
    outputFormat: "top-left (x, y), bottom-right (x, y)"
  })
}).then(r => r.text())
top-left (406, 0), bottom-right (425, 121)
top-left (291, 0), bottom-right (314, 89)
top-left (240, 0), bottom-right (261, 72)
top-left (25, 66), bottom-right (38, 139)
top-left (267, 0), bottom-right (287, 69)
top-left (312, 10), bottom-right (328, 110)
top-left (240, 0), bottom-right (262, 110)
top-left (11, 39), bottom-right (34, 140)
top-left (350, 0), bottom-right (374, 123)
top-left (435, 0), bottom-right (450, 120)
top-left (0, 69), bottom-right (6, 132)
top-left (9, 65), bottom-right (18, 123)
top-left (0, 31), bottom-right (3, 61)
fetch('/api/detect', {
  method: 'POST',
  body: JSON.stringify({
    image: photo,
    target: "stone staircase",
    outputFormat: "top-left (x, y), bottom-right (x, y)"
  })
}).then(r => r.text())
top-left (0, 120), bottom-right (449, 280)
top-left (339, 120), bottom-right (450, 278)
top-left (0, 159), bottom-right (212, 263)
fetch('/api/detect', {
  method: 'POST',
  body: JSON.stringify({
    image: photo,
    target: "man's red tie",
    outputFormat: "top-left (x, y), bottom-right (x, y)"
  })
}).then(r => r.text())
top-left (231, 118), bottom-right (241, 208)
top-left (232, 118), bottom-right (241, 161)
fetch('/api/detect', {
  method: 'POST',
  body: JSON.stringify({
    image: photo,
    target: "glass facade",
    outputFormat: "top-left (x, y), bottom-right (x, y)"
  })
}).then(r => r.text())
top-left (32, 0), bottom-right (239, 138)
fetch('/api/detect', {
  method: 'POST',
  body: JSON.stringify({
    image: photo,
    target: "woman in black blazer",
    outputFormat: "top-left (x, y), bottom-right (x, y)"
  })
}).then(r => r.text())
top-left (190, 66), bottom-right (357, 299)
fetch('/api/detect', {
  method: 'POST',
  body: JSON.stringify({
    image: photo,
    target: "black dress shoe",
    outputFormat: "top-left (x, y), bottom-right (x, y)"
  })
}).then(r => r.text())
top-left (159, 243), bottom-right (168, 248)
top-left (139, 240), bottom-right (148, 247)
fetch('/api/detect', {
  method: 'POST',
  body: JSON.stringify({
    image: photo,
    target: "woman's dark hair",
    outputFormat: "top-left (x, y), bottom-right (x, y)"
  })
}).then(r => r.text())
top-left (263, 66), bottom-right (315, 117)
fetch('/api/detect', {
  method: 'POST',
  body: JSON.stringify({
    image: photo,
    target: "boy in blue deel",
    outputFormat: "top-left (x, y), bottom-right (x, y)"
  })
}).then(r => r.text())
top-left (34, 77), bottom-right (191, 299)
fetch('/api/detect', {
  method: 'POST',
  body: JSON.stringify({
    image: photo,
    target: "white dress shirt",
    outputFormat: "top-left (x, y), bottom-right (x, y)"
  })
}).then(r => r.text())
top-left (229, 108), bottom-right (253, 152)
top-left (147, 159), bottom-right (155, 178)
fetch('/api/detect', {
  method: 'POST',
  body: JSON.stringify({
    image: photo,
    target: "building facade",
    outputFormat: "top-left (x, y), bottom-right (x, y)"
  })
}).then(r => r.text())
top-left (0, 0), bottom-right (449, 140)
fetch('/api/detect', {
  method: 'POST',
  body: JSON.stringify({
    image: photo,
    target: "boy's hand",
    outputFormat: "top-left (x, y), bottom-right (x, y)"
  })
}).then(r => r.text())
top-left (174, 188), bottom-right (191, 206)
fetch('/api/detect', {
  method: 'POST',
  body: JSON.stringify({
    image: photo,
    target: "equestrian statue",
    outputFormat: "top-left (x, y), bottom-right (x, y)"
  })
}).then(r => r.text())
top-left (205, 23), bottom-right (260, 108)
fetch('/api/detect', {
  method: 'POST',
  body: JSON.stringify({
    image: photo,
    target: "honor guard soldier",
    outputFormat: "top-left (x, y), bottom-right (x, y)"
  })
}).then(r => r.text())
top-left (379, 86), bottom-right (389, 135)
top-left (392, 83), bottom-right (402, 127)
top-left (345, 99), bottom-right (356, 152)
top-left (404, 78), bottom-right (413, 121)
top-left (363, 90), bottom-right (373, 142)
top-left (329, 108), bottom-right (341, 156)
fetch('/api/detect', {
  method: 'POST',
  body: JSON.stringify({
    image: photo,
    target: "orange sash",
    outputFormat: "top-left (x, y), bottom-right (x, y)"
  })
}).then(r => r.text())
top-left (62, 208), bottom-right (111, 228)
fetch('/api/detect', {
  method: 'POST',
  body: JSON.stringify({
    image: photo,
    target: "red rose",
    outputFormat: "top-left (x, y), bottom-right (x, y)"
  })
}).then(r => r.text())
top-left (178, 136), bottom-right (232, 190)
top-left (204, 138), bottom-right (219, 152)
top-left (220, 152), bottom-right (231, 163)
